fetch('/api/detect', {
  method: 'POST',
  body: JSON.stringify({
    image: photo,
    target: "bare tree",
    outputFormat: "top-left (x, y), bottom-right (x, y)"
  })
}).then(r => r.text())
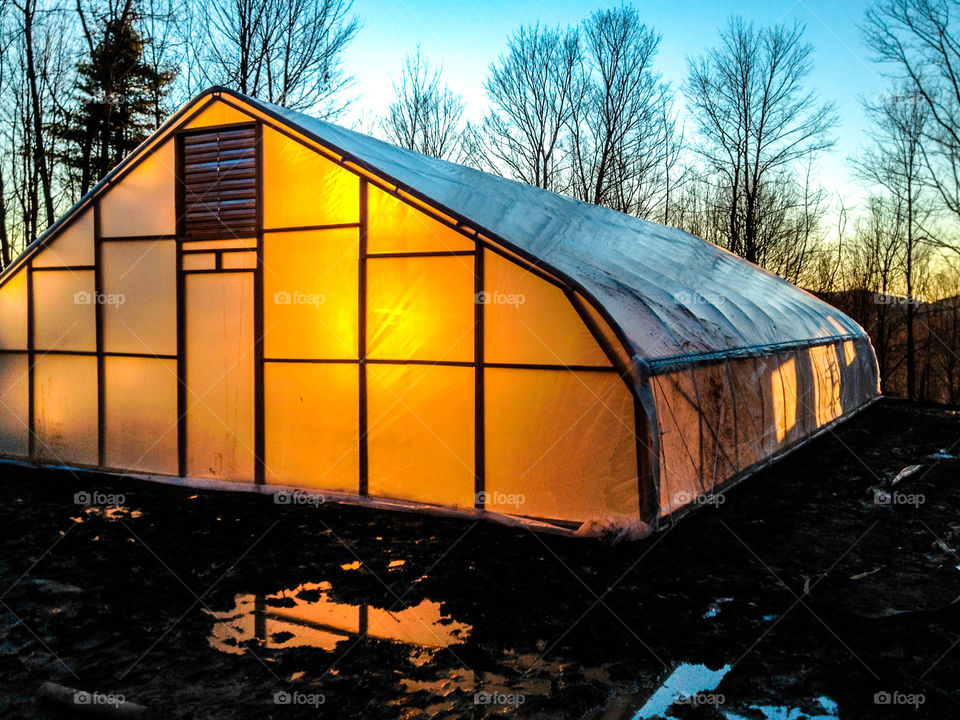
top-left (864, 0), bottom-right (960, 233)
top-left (13, 0), bottom-right (54, 229)
top-left (566, 6), bottom-right (671, 216)
top-left (852, 88), bottom-right (932, 398)
top-left (382, 47), bottom-right (466, 161)
top-left (476, 23), bottom-right (580, 190)
top-left (684, 18), bottom-right (837, 264)
top-left (202, 0), bottom-right (361, 115)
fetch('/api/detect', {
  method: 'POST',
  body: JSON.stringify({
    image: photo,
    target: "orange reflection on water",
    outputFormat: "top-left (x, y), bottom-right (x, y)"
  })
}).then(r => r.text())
top-left (205, 581), bottom-right (471, 656)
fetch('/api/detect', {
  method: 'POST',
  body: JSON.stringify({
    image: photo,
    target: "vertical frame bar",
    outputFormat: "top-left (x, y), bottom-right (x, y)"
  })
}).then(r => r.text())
top-left (175, 132), bottom-right (187, 477)
top-left (474, 246), bottom-right (485, 509)
top-left (26, 262), bottom-right (34, 459)
top-left (94, 199), bottom-right (105, 466)
top-left (358, 179), bottom-right (369, 496)
top-left (254, 122), bottom-right (266, 485)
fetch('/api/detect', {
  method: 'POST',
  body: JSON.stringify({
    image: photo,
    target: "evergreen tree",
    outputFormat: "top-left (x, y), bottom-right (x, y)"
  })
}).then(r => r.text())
top-left (57, 0), bottom-right (175, 196)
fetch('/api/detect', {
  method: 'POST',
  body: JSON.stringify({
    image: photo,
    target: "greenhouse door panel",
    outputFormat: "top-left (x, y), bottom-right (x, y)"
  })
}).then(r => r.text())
top-left (185, 272), bottom-right (256, 482)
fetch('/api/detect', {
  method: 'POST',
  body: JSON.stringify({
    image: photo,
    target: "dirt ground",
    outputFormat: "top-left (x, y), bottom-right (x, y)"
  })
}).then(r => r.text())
top-left (1, 399), bottom-right (959, 719)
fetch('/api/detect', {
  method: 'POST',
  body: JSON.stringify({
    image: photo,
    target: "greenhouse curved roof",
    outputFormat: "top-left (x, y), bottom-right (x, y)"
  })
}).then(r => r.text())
top-left (244, 93), bottom-right (865, 367)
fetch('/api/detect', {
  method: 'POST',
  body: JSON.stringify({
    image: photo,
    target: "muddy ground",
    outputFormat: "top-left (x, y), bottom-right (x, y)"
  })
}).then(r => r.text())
top-left (0, 399), bottom-right (959, 719)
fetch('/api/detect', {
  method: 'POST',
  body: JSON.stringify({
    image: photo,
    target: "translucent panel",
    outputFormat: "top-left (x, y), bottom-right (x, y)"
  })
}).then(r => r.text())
top-left (367, 364), bottom-right (474, 507)
top-left (485, 369), bottom-right (638, 522)
top-left (0, 353), bottom-right (29, 456)
top-left (34, 354), bottom-right (98, 465)
top-left (262, 127), bottom-right (359, 229)
top-left (102, 240), bottom-right (176, 355)
top-left (32, 210), bottom-right (94, 267)
top-left (367, 256), bottom-right (474, 362)
top-left (104, 356), bottom-right (177, 474)
top-left (186, 273), bottom-right (255, 482)
top-left (264, 229), bottom-right (358, 359)
top-left (695, 363), bottom-right (738, 490)
top-left (33, 270), bottom-right (96, 352)
top-left (484, 251), bottom-right (610, 366)
top-left (727, 357), bottom-right (769, 470)
top-left (101, 140), bottom-right (176, 237)
top-left (264, 362), bottom-right (359, 491)
top-left (183, 253), bottom-right (216, 271)
top-left (0, 269), bottom-right (28, 350)
top-left (367, 184), bottom-right (473, 253)
top-left (810, 343), bottom-right (842, 428)
top-left (772, 356), bottom-right (798, 443)
top-left (184, 99), bottom-right (252, 128)
top-left (222, 251), bottom-right (257, 269)
top-left (842, 340), bottom-right (856, 366)
top-left (652, 370), bottom-right (703, 516)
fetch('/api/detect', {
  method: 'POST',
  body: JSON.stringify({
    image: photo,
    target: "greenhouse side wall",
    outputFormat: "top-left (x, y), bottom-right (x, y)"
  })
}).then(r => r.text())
top-left (652, 336), bottom-right (879, 517)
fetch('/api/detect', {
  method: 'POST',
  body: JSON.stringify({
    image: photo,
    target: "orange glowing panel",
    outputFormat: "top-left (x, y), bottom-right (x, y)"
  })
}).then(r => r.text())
top-left (652, 370), bottom-right (703, 516)
top-left (264, 362), bottom-right (359, 491)
top-left (100, 140), bottom-right (176, 237)
top-left (32, 270), bottom-right (96, 352)
top-left (32, 211), bottom-right (94, 267)
top-left (367, 364), bottom-right (474, 507)
top-left (0, 269), bottom-right (28, 350)
top-left (772, 356), bottom-right (798, 443)
top-left (263, 229), bottom-right (359, 359)
top-left (103, 356), bottom-right (178, 474)
top-left (485, 368), bottom-right (638, 522)
top-left (34, 354), bottom-right (98, 466)
top-left (184, 99), bottom-right (253, 129)
top-left (366, 256), bottom-right (474, 362)
top-left (843, 340), bottom-right (856, 366)
top-left (366, 184), bottom-right (473, 253)
top-left (101, 240), bottom-right (176, 355)
top-left (185, 272), bottom-right (256, 482)
top-left (262, 126), bottom-right (359, 228)
top-left (483, 250), bottom-right (610, 366)
top-left (0, 353), bottom-right (29, 457)
top-left (810, 344), bottom-right (843, 427)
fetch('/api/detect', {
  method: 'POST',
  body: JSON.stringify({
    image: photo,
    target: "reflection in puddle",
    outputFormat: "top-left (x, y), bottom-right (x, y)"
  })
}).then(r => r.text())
top-left (634, 663), bottom-right (731, 719)
top-left (71, 506), bottom-right (143, 523)
top-left (204, 582), bottom-right (471, 656)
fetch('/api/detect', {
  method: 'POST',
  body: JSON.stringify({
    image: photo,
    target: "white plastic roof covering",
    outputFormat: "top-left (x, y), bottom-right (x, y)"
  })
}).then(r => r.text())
top-left (8, 88), bottom-right (867, 369)
top-left (248, 94), bottom-right (865, 368)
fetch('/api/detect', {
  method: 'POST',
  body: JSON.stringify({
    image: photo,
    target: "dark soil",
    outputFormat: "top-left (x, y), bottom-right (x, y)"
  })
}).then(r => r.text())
top-left (1, 399), bottom-right (959, 719)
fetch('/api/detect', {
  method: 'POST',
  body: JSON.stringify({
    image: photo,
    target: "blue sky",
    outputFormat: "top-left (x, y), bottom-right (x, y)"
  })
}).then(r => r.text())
top-left (342, 0), bottom-right (888, 204)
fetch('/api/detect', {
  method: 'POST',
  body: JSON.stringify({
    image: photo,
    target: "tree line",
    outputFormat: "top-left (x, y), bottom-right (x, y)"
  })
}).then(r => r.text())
top-left (2, 0), bottom-right (959, 402)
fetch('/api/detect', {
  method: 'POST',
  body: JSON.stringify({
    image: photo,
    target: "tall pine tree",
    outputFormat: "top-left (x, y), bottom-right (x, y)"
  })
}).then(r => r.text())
top-left (57, 0), bottom-right (175, 196)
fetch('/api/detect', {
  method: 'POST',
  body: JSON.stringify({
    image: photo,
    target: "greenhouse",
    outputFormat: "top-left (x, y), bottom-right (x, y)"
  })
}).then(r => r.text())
top-left (0, 87), bottom-right (880, 535)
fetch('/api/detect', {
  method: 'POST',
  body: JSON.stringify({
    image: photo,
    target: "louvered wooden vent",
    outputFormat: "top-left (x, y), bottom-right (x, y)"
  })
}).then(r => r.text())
top-left (182, 126), bottom-right (257, 239)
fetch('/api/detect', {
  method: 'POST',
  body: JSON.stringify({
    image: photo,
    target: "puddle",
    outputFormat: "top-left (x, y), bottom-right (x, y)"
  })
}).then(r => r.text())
top-left (724, 695), bottom-right (839, 719)
top-left (634, 662), bottom-right (731, 719)
top-left (204, 581), bottom-right (471, 656)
